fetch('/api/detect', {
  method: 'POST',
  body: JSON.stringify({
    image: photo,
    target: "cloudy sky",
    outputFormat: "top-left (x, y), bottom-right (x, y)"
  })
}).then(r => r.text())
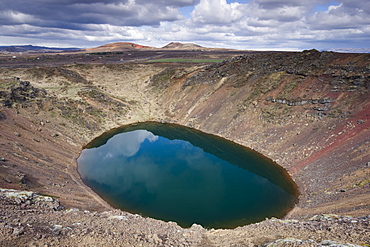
top-left (0, 0), bottom-right (369, 50)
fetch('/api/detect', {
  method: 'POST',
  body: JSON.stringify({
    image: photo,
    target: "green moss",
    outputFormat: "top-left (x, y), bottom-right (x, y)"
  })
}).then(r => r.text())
top-left (85, 106), bottom-right (104, 118)
top-left (39, 193), bottom-right (60, 199)
top-left (150, 68), bottom-right (178, 89)
top-left (0, 78), bottom-right (19, 90)
top-left (277, 80), bottom-right (299, 98)
top-left (148, 58), bottom-right (223, 63)
top-left (260, 105), bottom-right (292, 124)
top-left (87, 52), bottom-right (123, 56)
top-left (25, 67), bottom-right (56, 79)
top-left (240, 72), bottom-right (286, 105)
top-left (357, 180), bottom-right (370, 187)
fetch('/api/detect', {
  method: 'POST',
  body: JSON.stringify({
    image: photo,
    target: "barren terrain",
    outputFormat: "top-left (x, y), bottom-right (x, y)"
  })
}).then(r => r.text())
top-left (0, 48), bottom-right (369, 246)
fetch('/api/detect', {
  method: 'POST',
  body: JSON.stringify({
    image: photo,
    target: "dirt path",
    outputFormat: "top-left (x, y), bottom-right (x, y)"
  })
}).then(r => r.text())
top-left (65, 152), bottom-right (112, 211)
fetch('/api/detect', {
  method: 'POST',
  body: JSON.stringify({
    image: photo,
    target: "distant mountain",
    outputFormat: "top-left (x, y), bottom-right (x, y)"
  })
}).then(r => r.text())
top-left (82, 42), bottom-right (212, 53)
top-left (0, 45), bottom-right (79, 53)
top-left (82, 42), bottom-right (154, 53)
top-left (328, 48), bottom-right (370, 53)
top-left (162, 42), bottom-right (204, 50)
top-left (0, 42), bottom-right (235, 54)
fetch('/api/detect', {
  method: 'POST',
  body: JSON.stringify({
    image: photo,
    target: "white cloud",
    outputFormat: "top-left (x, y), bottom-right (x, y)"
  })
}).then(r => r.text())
top-left (309, 2), bottom-right (370, 30)
top-left (0, 0), bottom-right (369, 50)
top-left (251, 5), bottom-right (306, 23)
top-left (191, 0), bottom-right (246, 24)
top-left (77, 130), bottom-right (225, 199)
top-left (0, 11), bottom-right (38, 24)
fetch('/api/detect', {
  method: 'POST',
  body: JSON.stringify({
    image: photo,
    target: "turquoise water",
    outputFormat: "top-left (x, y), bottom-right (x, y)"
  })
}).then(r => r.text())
top-left (77, 122), bottom-right (298, 229)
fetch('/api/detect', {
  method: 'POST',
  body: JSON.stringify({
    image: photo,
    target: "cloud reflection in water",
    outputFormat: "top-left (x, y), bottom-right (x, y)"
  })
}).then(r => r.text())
top-left (77, 127), bottom-right (297, 228)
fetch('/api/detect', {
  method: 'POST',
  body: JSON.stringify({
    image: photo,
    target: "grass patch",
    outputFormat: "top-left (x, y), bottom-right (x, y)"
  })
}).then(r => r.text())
top-left (357, 179), bottom-right (370, 187)
top-left (39, 193), bottom-right (60, 199)
top-left (0, 78), bottom-right (19, 90)
top-left (150, 68), bottom-right (178, 89)
top-left (148, 58), bottom-right (223, 63)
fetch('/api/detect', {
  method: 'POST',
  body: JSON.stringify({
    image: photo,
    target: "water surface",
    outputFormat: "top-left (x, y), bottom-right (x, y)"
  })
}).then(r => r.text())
top-left (78, 122), bottom-right (298, 229)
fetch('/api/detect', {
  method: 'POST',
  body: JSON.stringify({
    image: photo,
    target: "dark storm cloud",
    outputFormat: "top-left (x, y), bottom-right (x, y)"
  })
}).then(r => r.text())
top-left (0, 0), bottom-right (369, 50)
top-left (135, 0), bottom-right (198, 7)
top-left (0, 0), bottom-right (195, 28)
top-left (255, 0), bottom-right (310, 9)
top-left (340, 0), bottom-right (370, 12)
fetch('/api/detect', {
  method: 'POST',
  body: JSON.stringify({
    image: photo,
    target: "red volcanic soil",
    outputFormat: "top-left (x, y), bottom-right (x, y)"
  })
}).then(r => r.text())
top-left (82, 42), bottom-right (154, 53)
top-left (0, 50), bottom-right (369, 245)
top-left (291, 105), bottom-right (370, 174)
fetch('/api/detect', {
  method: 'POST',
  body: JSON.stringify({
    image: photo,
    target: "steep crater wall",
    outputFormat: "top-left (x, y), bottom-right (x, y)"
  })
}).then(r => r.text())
top-left (0, 50), bottom-right (369, 220)
top-left (155, 50), bottom-right (370, 218)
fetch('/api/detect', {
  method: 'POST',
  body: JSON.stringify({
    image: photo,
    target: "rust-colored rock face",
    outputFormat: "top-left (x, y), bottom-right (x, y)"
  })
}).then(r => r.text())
top-left (0, 50), bottom-right (369, 245)
top-left (157, 51), bottom-right (370, 218)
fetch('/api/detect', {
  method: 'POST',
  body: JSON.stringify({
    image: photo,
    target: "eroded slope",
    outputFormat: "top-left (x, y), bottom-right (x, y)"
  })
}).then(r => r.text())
top-left (0, 50), bottom-right (369, 245)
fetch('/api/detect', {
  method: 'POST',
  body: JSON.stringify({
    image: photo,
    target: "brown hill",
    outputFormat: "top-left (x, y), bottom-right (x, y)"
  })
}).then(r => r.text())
top-left (161, 42), bottom-right (239, 51)
top-left (82, 42), bottom-right (154, 53)
top-left (162, 42), bottom-right (204, 50)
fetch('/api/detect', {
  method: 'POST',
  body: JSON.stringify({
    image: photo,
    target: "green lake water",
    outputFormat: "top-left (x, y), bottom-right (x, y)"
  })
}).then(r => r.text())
top-left (77, 122), bottom-right (298, 229)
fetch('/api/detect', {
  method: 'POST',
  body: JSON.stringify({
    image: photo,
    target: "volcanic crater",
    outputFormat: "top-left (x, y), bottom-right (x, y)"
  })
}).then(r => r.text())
top-left (0, 47), bottom-right (369, 246)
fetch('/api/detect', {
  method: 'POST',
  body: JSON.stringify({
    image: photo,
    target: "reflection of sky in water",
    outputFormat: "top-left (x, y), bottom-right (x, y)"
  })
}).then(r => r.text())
top-left (78, 130), bottom-right (226, 200)
top-left (77, 129), bottom-right (296, 228)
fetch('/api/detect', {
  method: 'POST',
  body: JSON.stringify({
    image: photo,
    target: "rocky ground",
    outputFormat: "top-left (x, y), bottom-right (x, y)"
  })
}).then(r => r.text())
top-left (0, 49), bottom-right (369, 246)
top-left (0, 188), bottom-right (369, 246)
